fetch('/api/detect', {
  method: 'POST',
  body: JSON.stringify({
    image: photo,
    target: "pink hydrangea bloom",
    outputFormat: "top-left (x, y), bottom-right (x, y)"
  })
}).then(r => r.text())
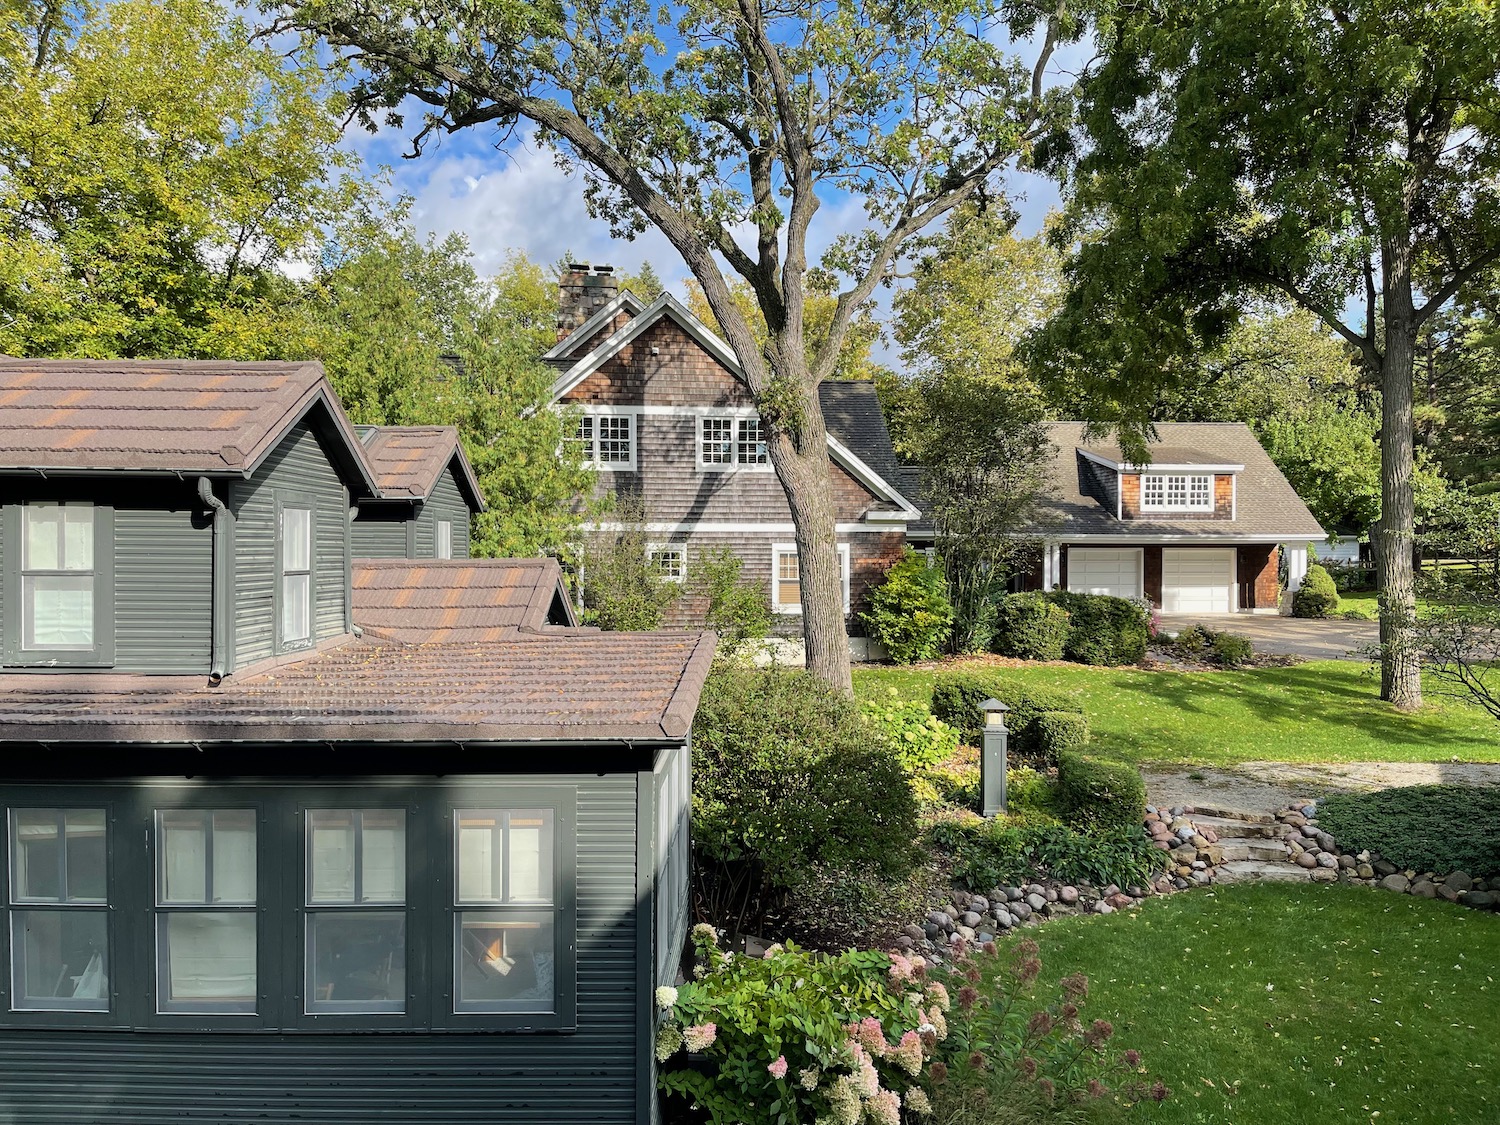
top-left (866, 1088), bottom-right (901, 1125)
top-left (893, 1030), bottom-right (924, 1076)
top-left (855, 1053), bottom-right (880, 1098)
top-left (768, 1055), bottom-right (788, 1080)
top-left (850, 1016), bottom-right (889, 1058)
top-left (924, 982), bottom-right (950, 1012)
top-left (683, 1023), bottom-right (718, 1052)
top-left (905, 1087), bottom-right (933, 1115)
top-left (888, 952), bottom-right (914, 984)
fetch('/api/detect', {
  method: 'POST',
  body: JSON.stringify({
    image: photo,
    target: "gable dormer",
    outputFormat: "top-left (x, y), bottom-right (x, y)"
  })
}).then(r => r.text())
top-left (351, 426), bottom-right (485, 560)
top-left (1076, 445), bottom-right (1242, 522)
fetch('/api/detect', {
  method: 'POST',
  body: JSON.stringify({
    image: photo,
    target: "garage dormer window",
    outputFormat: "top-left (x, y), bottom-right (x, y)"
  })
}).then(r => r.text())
top-left (22, 503), bottom-right (95, 650)
top-left (276, 497), bottom-right (314, 651)
top-left (1140, 473), bottom-right (1213, 511)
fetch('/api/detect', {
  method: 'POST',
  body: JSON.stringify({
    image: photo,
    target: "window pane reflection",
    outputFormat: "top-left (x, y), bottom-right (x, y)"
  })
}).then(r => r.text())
top-left (307, 912), bottom-right (405, 1013)
top-left (456, 912), bottom-right (554, 1013)
top-left (11, 909), bottom-right (108, 1010)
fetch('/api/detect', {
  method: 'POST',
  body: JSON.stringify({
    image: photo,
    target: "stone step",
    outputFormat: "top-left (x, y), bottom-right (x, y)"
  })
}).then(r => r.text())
top-left (1187, 814), bottom-right (1281, 839)
top-left (1218, 840), bottom-right (1291, 863)
top-left (1215, 860), bottom-right (1311, 884)
top-left (1186, 804), bottom-right (1276, 825)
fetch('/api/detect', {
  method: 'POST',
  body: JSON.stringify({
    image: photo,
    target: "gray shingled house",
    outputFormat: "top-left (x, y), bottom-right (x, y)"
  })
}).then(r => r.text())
top-left (0, 358), bottom-right (706, 1123)
top-left (543, 265), bottom-right (920, 634)
top-left (906, 422), bottom-right (1325, 614)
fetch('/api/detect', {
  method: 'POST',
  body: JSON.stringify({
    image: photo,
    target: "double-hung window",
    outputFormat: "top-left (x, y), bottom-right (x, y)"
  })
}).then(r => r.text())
top-left (699, 415), bottom-right (767, 470)
top-left (771, 543), bottom-right (851, 614)
top-left (305, 809), bottom-right (407, 1014)
top-left (21, 503), bottom-right (95, 652)
top-left (8, 808), bottom-right (109, 1011)
top-left (571, 413), bottom-right (635, 471)
top-left (278, 501), bottom-right (313, 649)
top-left (155, 810), bottom-right (257, 1014)
top-left (1139, 473), bottom-right (1213, 512)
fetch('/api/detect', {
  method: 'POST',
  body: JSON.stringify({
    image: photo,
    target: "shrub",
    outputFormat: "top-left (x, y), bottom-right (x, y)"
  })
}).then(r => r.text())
top-left (860, 691), bottom-right (962, 775)
top-left (1006, 766), bottom-right (1060, 821)
top-left (992, 593), bottom-right (1071, 661)
top-left (1316, 785), bottom-right (1500, 876)
top-left (657, 928), bottom-right (934, 1125)
top-left (1031, 710), bottom-right (1090, 767)
top-left (930, 670), bottom-right (1085, 755)
top-left (1056, 752), bottom-right (1147, 832)
top-left (1043, 591), bottom-right (1150, 666)
top-left (1291, 563), bottom-right (1341, 618)
top-left (578, 517), bottom-right (683, 630)
top-left (927, 817), bottom-right (1167, 891)
top-left (1325, 561), bottom-right (1377, 592)
top-left (693, 546), bottom-right (773, 658)
top-left (1171, 624), bottom-right (1210, 658)
top-left (1211, 631), bottom-right (1254, 667)
top-left (691, 666), bottom-right (918, 932)
top-left (862, 549), bottom-right (955, 663)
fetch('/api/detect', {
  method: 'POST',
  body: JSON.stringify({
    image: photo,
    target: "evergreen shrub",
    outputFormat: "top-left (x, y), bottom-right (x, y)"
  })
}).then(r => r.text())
top-left (1292, 564), bottom-right (1341, 618)
top-left (1056, 751), bottom-right (1147, 832)
top-left (992, 592), bottom-right (1071, 661)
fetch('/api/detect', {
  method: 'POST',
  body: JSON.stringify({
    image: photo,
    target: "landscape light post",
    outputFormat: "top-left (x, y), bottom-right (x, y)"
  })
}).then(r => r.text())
top-left (979, 698), bottom-right (1010, 817)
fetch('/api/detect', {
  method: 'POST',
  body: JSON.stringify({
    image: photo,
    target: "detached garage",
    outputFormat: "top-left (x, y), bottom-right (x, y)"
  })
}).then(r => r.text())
top-left (1067, 548), bottom-right (1143, 599)
top-left (1161, 547), bottom-right (1236, 613)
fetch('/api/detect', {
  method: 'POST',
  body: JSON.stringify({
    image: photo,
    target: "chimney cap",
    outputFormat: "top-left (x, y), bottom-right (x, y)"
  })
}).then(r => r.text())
top-left (593, 264), bottom-right (614, 274)
top-left (566, 261), bottom-right (589, 271)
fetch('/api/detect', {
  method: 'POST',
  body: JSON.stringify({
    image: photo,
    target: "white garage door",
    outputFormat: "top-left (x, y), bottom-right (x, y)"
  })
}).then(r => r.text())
top-left (1162, 548), bottom-right (1235, 613)
top-left (1067, 548), bottom-right (1143, 599)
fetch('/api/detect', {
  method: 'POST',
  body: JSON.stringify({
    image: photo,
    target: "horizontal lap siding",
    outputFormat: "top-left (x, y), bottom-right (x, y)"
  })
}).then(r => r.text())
top-left (114, 499), bottom-right (212, 673)
top-left (230, 422), bottom-right (351, 669)
top-left (416, 467), bottom-right (472, 559)
top-left (351, 512), bottom-right (410, 558)
top-left (0, 775), bottom-right (641, 1124)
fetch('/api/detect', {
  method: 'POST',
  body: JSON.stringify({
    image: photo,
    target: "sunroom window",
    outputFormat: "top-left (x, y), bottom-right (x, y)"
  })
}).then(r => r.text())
top-left (8, 808), bottom-right (109, 1011)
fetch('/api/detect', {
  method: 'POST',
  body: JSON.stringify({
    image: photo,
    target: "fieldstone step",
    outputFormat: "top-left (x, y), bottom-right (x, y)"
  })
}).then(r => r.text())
top-left (1215, 860), bottom-right (1311, 884)
top-left (1187, 814), bottom-right (1281, 840)
top-left (1187, 804), bottom-right (1277, 825)
top-left (1218, 840), bottom-right (1291, 863)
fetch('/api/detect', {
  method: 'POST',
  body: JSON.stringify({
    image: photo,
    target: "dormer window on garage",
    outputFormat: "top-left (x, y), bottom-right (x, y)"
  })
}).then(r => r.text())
top-left (1140, 473), bottom-right (1213, 512)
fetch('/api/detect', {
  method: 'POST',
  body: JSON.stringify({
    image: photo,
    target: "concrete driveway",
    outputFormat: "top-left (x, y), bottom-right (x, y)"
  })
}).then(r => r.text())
top-left (1156, 613), bottom-right (1379, 660)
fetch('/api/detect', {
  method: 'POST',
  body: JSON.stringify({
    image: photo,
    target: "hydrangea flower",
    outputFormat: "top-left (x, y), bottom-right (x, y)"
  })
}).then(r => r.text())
top-left (905, 1087), bottom-right (933, 1116)
top-left (653, 985), bottom-right (678, 1010)
top-left (683, 1022), bottom-right (718, 1052)
top-left (924, 982), bottom-right (950, 1012)
top-left (892, 1030), bottom-right (924, 1076)
top-left (850, 1016), bottom-right (889, 1058)
top-left (866, 1088), bottom-right (901, 1125)
top-left (654, 1023), bottom-right (684, 1063)
top-left (768, 1055), bottom-right (788, 1080)
top-left (798, 1066), bottom-right (820, 1091)
top-left (888, 952), bottom-right (915, 984)
top-left (826, 1076), bottom-right (862, 1125)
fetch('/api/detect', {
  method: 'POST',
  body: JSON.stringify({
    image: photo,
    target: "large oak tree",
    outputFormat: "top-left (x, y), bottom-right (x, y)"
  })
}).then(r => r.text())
top-left (1036, 0), bottom-right (1500, 709)
top-left (282, 0), bottom-right (1082, 692)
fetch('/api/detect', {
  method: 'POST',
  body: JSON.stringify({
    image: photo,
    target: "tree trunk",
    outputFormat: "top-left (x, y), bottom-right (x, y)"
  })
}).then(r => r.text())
top-left (765, 381), bottom-right (853, 694)
top-left (1376, 251), bottom-right (1423, 711)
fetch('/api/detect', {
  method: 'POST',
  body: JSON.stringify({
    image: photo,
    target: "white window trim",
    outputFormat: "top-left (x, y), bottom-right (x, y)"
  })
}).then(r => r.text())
top-left (645, 542), bottom-right (688, 584)
top-left (695, 414), bottom-right (773, 473)
top-left (1139, 473), bottom-right (1215, 512)
top-left (771, 542), bottom-right (851, 615)
top-left (570, 410), bottom-right (638, 472)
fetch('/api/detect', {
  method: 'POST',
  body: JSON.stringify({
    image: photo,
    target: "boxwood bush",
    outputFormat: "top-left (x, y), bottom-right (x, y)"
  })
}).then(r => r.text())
top-left (1056, 750), bottom-right (1148, 832)
top-left (992, 592), bottom-right (1071, 661)
top-left (1043, 591), bottom-right (1150, 666)
top-left (1292, 563), bottom-right (1341, 618)
top-left (1032, 710), bottom-right (1090, 767)
top-left (930, 670), bottom-right (1085, 762)
top-left (1317, 785), bottom-right (1500, 876)
top-left (928, 817), bottom-right (1167, 891)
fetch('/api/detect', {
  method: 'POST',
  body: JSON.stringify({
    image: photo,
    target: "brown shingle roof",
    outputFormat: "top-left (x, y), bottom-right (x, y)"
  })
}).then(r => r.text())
top-left (352, 559), bottom-right (576, 642)
top-left (358, 425), bottom-right (485, 509)
top-left (0, 358), bottom-right (378, 493)
top-left (0, 630), bottom-right (716, 744)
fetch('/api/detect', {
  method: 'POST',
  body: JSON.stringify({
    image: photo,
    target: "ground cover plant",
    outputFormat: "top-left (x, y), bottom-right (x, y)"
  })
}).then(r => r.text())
top-left (1005, 884), bottom-right (1500, 1125)
top-left (1316, 785), bottom-right (1500, 876)
top-left (856, 659), bottom-right (1500, 766)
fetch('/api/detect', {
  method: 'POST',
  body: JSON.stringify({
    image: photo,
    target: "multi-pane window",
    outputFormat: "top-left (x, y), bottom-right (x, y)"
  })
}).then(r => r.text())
top-left (699, 416), bottom-right (767, 469)
top-left (771, 544), bottom-right (851, 614)
top-left (305, 810), bottom-right (406, 1014)
top-left (155, 810), bottom-right (256, 1014)
top-left (648, 545), bottom-right (687, 583)
top-left (21, 503), bottom-right (94, 650)
top-left (571, 414), bottom-right (635, 470)
top-left (453, 809), bottom-right (555, 1014)
top-left (1140, 473), bottom-right (1214, 511)
top-left (436, 521), bottom-right (453, 560)
top-left (280, 505), bottom-right (312, 646)
top-left (8, 809), bottom-right (108, 1011)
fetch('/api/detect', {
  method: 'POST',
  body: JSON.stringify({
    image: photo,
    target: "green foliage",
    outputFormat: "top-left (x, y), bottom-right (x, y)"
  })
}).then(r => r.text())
top-left (860, 691), bottom-right (962, 775)
top-left (0, 0), bottom-right (371, 359)
top-left (1033, 711), bottom-right (1091, 768)
top-left (657, 928), bottom-right (933, 1125)
top-left (1056, 753), bottom-right (1147, 833)
top-left (577, 511), bottom-right (683, 631)
top-left (1211, 632), bottom-right (1254, 668)
top-left (862, 550), bottom-right (955, 663)
top-left (692, 546), bottom-right (773, 659)
top-left (1043, 593), bottom-right (1149, 667)
top-left (1292, 564), bottom-right (1341, 619)
top-left (930, 670), bottom-right (1086, 758)
top-left (993, 593), bottom-right (1071, 662)
top-left (1006, 767), bottom-right (1062, 824)
top-left (1318, 785), bottom-right (1500, 876)
top-left (928, 817), bottom-right (1167, 892)
top-left (692, 667), bottom-right (918, 932)
top-left (1171, 625), bottom-right (1210, 659)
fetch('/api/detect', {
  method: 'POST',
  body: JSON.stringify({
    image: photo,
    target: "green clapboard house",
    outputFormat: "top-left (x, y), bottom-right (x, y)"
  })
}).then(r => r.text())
top-left (0, 358), bottom-right (707, 1124)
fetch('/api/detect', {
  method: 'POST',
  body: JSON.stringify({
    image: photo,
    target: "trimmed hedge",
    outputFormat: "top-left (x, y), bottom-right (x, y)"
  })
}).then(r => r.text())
top-left (930, 670), bottom-right (1085, 761)
top-left (1292, 563), bottom-right (1341, 618)
top-left (1043, 591), bottom-right (1150, 666)
top-left (992, 593), bottom-right (1071, 661)
top-left (1056, 750), bottom-right (1147, 832)
top-left (1032, 710), bottom-right (1090, 767)
top-left (928, 817), bottom-right (1168, 892)
top-left (1317, 785), bottom-right (1500, 877)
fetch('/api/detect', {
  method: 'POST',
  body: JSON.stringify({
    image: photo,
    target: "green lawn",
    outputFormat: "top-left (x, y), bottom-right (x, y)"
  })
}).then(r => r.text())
top-left (853, 659), bottom-right (1500, 766)
top-left (1008, 884), bottom-right (1500, 1125)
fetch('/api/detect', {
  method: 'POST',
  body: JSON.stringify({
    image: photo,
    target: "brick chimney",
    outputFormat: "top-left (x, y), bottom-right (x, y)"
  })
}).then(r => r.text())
top-left (556, 263), bottom-right (618, 342)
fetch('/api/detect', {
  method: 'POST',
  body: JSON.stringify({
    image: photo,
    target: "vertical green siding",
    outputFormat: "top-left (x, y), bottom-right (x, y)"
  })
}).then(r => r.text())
top-left (230, 422), bottom-right (351, 669)
top-left (113, 500), bottom-right (212, 673)
top-left (415, 465), bottom-right (473, 558)
top-left (0, 771), bottom-right (643, 1124)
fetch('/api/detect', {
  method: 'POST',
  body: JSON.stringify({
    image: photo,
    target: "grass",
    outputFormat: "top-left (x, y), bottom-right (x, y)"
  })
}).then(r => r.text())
top-left (1007, 884), bottom-right (1500, 1125)
top-left (853, 659), bottom-right (1500, 766)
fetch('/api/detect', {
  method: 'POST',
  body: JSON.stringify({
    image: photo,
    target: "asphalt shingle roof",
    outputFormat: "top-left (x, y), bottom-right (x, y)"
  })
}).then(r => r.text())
top-left (817, 380), bottom-right (908, 502)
